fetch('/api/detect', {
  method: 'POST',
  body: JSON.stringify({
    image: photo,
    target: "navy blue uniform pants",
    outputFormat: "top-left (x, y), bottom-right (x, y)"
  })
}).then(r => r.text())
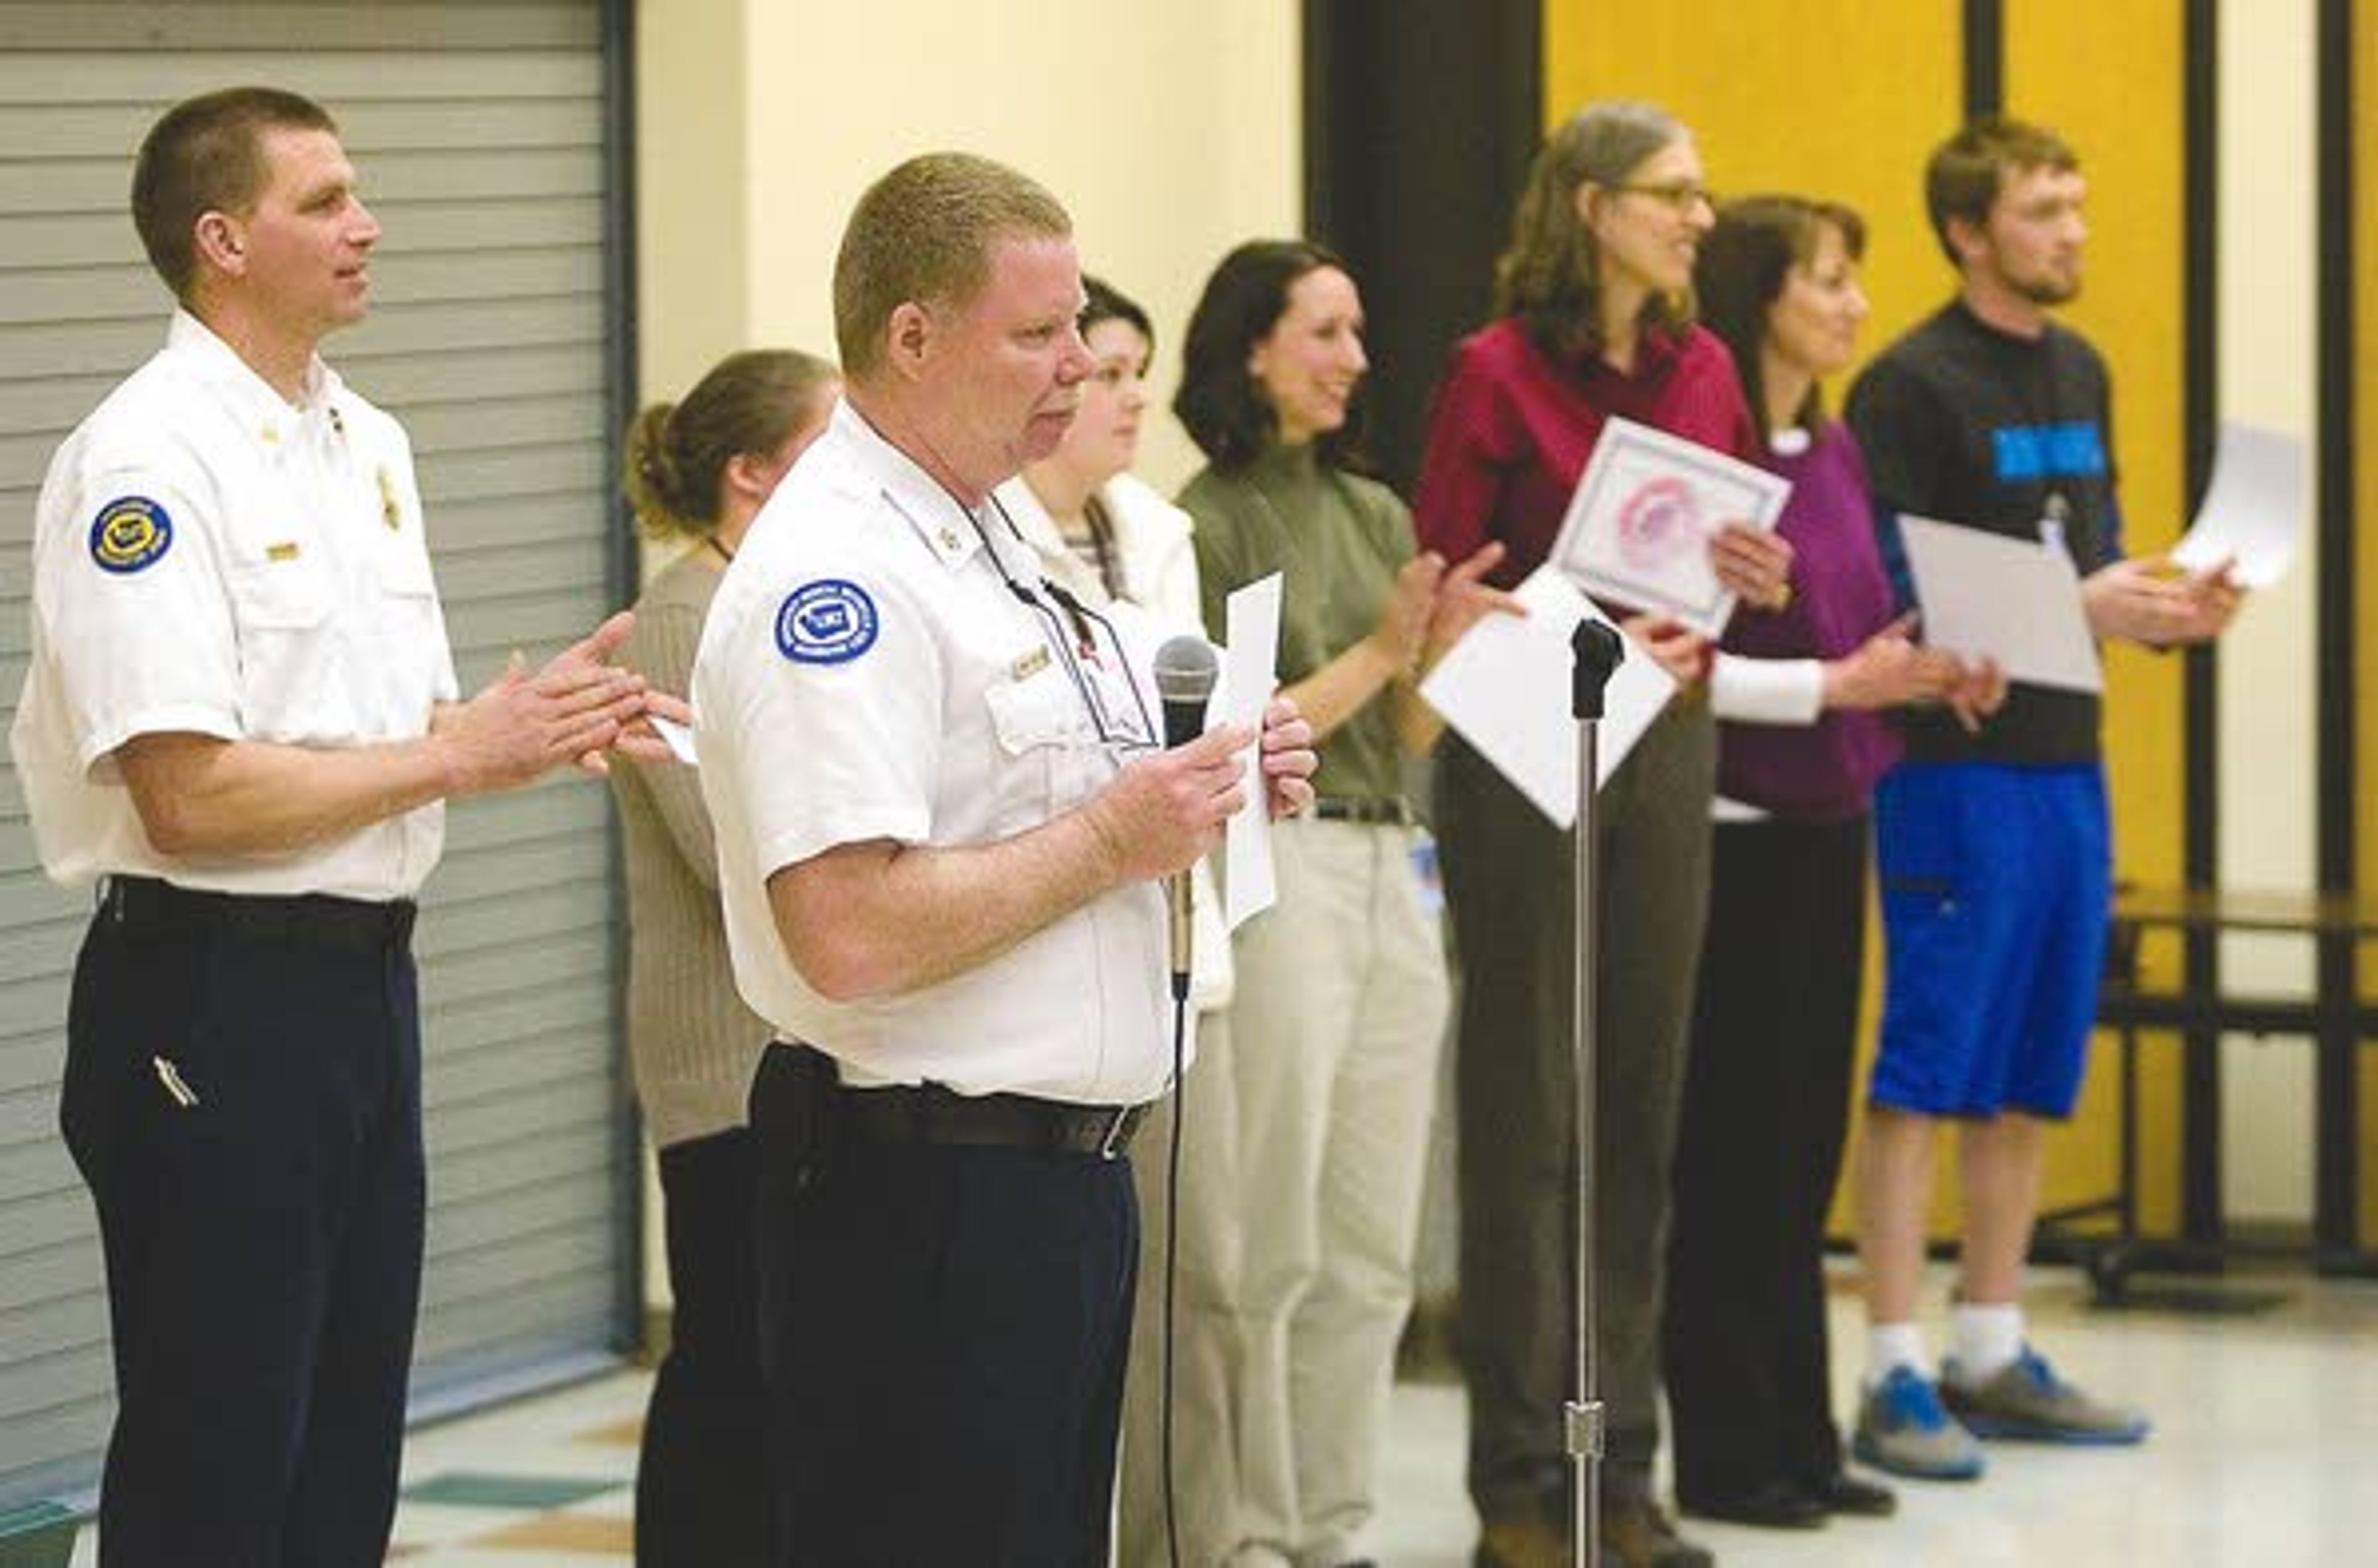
top-left (752, 1051), bottom-right (1138, 1568)
top-left (637, 1126), bottom-right (766, 1566)
top-left (59, 884), bottom-right (424, 1567)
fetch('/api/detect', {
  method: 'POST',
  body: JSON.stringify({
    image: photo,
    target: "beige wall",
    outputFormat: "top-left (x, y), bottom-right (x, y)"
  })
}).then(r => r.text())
top-left (2215, 0), bottom-right (2320, 1223)
top-left (629, 0), bottom-right (1302, 1315)
top-left (642, 0), bottom-right (1301, 497)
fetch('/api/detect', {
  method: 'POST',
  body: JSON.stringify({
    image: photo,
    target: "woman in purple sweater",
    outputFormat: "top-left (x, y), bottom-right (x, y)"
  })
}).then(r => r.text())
top-left (1660, 196), bottom-right (1998, 1530)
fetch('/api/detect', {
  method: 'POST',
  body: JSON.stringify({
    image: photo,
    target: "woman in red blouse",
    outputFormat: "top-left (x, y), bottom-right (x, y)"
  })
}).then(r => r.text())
top-left (1413, 100), bottom-right (1789, 1568)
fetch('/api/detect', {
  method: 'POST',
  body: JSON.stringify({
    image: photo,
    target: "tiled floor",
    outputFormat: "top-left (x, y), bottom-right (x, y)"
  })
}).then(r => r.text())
top-left (59, 1266), bottom-right (2378, 1565)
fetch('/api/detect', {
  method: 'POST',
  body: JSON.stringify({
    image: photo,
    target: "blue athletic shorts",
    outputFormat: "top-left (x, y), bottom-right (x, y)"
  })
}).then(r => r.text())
top-left (1870, 761), bottom-right (2110, 1119)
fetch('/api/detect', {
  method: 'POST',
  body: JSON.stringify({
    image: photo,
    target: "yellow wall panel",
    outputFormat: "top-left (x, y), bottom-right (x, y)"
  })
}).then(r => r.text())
top-left (1543, 0), bottom-right (1966, 1243)
top-left (1542, 1), bottom-right (1960, 394)
top-left (1544, 1), bottom-right (2198, 1242)
top-left (2006, 0), bottom-right (2190, 1236)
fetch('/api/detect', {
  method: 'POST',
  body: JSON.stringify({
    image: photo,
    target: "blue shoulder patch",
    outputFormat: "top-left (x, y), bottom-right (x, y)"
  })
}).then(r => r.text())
top-left (88, 495), bottom-right (174, 575)
top-left (776, 579), bottom-right (879, 665)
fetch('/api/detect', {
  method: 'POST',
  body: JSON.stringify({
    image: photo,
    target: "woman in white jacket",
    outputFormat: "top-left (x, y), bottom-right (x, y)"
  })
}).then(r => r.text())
top-left (993, 276), bottom-right (1240, 1568)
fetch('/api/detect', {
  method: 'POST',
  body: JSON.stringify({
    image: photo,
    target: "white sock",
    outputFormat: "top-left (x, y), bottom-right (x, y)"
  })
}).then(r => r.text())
top-left (1949, 1301), bottom-right (2025, 1384)
top-left (1866, 1322), bottom-right (1930, 1388)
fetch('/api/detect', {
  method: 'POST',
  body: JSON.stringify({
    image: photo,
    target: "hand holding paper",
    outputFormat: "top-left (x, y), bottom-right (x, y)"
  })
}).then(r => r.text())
top-left (1221, 573), bottom-right (1284, 928)
top-left (1546, 417), bottom-right (1792, 635)
top-left (2171, 422), bottom-right (2301, 590)
top-left (1419, 567), bottom-right (1677, 826)
top-left (1897, 515), bottom-right (2102, 694)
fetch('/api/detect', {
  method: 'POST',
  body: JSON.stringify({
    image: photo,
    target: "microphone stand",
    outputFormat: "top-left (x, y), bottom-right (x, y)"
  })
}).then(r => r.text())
top-left (1566, 620), bottom-right (1623, 1568)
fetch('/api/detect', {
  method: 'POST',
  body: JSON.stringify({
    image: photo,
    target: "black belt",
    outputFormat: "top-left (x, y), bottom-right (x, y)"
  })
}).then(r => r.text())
top-left (99, 874), bottom-right (417, 955)
top-left (835, 1082), bottom-right (1149, 1160)
top-left (1310, 796), bottom-right (1411, 825)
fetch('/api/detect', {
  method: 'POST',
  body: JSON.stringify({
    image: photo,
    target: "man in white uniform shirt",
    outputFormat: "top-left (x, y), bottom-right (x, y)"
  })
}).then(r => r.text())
top-left (693, 152), bottom-right (1315, 1566)
top-left (10, 87), bottom-right (668, 1566)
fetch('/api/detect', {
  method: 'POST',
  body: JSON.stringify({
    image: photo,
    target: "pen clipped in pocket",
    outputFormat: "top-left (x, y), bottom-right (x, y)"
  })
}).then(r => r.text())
top-left (151, 1055), bottom-right (199, 1110)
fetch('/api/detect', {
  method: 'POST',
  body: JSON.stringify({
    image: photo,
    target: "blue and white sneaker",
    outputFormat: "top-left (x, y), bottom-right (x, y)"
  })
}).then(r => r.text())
top-left (1941, 1345), bottom-right (2151, 1445)
top-left (1852, 1365), bottom-right (1986, 1481)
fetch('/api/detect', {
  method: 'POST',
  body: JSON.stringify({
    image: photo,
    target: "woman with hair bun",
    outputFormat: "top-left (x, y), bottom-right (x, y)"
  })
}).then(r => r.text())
top-left (612, 347), bottom-right (839, 1566)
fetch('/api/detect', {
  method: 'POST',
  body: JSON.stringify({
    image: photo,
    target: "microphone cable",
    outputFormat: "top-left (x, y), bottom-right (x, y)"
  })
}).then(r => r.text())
top-left (1162, 982), bottom-right (1188, 1568)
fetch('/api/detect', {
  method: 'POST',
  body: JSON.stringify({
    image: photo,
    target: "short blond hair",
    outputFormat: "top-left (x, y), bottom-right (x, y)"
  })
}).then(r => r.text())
top-left (832, 152), bottom-right (1071, 378)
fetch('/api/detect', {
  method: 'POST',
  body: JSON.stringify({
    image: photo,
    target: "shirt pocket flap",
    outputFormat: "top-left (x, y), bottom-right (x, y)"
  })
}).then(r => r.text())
top-left (983, 658), bottom-right (1089, 756)
top-left (227, 556), bottom-right (332, 630)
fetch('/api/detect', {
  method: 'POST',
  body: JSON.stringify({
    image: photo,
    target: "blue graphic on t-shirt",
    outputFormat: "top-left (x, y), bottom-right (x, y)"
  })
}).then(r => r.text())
top-left (1992, 422), bottom-right (2107, 483)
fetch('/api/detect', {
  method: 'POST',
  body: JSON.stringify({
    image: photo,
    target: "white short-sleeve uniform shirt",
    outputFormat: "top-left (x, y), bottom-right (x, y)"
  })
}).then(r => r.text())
top-left (9, 311), bottom-right (460, 900)
top-left (694, 401), bottom-right (1173, 1105)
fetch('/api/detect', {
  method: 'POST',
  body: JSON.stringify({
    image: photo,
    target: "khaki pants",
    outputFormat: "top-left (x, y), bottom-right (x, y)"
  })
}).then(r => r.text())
top-left (1218, 817), bottom-right (1449, 1566)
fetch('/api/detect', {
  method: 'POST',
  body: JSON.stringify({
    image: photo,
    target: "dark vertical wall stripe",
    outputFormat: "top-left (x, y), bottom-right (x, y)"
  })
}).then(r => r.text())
top-left (601, 0), bottom-right (643, 1351)
top-left (1964, 0), bottom-right (2004, 118)
top-left (2317, 3), bottom-right (2356, 897)
top-left (1301, 0), bottom-right (1541, 495)
top-left (1302, 1), bottom-right (1336, 240)
top-left (2315, 0), bottom-right (2360, 1257)
top-left (2180, 0), bottom-right (2224, 1243)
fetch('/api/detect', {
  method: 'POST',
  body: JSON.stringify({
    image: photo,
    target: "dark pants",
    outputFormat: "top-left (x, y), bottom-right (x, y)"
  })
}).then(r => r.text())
top-left (59, 883), bottom-right (424, 1568)
top-left (1439, 705), bottom-right (1715, 1520)
top-left (638, 1126), bottom-right (766, 1566)
top-left (1664, 817), bottom-right (1868, 1502)
top-left (752, 1048), bottom-right (1139, 1567)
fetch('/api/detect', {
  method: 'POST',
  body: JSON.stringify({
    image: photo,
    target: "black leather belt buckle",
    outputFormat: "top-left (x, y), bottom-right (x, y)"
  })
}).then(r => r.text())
top-left (838, 1084), bottom-right (1148, 1159)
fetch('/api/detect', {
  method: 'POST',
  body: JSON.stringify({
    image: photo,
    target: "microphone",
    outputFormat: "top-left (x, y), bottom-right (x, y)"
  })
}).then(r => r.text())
top-left (1152, 636), bottom-right (1219, 1001)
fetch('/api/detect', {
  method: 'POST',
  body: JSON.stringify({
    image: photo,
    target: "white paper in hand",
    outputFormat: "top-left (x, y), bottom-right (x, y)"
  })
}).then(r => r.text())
top-left (1898, 515), bottom-right (2101, 693)
top-left (2170, 421), bottom-right (2304, 589)
top-left (1545, 416), bottom-right (1792, 637)
top-left (1221, 573), bottom-right (1283, 928)
top-left (649, 712), bottom-right (699, 765)
top-left (1419, 567), bottom-right (1676, 827)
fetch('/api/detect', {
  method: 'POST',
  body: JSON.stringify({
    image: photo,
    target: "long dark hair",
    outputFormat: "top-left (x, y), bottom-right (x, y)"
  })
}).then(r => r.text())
top-left (1174, 238), bottom-right (1367, 473)
top-left (1694, 196), bottom-right (1865, 443)
top-left (1080, 273), bottom-right (1152, 355)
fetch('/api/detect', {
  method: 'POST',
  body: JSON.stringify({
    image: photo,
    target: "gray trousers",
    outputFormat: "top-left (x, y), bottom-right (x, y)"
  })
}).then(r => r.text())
top-left (1438, 702), bottom-right (1715, 1518)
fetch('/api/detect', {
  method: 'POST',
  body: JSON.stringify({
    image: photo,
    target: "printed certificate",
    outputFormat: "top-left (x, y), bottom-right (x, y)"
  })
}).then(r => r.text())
top-left (1546, 416), bottom-right (1790, 636)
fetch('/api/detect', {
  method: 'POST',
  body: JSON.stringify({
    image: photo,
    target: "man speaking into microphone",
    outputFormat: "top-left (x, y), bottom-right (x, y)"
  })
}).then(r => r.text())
top-left (691, 152), bottom-right (1315, 1567)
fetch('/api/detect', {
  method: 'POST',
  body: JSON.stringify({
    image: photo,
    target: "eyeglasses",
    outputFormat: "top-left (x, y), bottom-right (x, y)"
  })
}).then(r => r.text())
top-left (1609, 181), bottom-right (1717, 214)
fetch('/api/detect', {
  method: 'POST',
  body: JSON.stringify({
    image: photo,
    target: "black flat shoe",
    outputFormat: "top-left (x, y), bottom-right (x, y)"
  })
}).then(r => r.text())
top-left (1678, 1479), bottom-right (1829, 1530)
top-left (1803, 1471), bottom-right (1899, 1517)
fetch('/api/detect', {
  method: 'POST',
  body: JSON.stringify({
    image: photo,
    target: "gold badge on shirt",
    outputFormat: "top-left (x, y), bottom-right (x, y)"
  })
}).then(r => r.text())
top-left (376, 466), bottom-right (403, 531)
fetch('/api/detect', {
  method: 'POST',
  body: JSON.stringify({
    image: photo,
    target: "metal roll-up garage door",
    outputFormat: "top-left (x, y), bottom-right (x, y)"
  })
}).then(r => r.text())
top-left (0, 1), bottom-right (636, 1508)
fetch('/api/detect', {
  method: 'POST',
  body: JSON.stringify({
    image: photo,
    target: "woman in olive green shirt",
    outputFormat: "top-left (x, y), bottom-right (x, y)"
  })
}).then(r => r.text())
top-left (1174, 239), bottom-right (1504, 1568)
